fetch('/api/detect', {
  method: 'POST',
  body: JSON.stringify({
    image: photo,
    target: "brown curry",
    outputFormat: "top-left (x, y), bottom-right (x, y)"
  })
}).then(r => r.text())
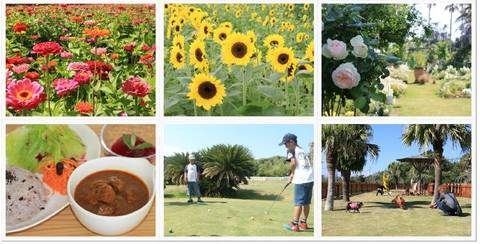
top-left (74, 170), bottom-right (149, 216)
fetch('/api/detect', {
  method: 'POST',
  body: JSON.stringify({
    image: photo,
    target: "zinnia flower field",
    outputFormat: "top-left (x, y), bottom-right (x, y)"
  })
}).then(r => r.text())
top-left (164, 4), bottom-right (314, 116)
top-left (6, 4), bottom-right (156, 116)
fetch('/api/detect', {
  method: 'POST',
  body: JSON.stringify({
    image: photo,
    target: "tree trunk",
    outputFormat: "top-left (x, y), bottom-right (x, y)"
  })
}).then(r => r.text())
top-left (431, 142), bottom-right (444, 205)
top-left (341, 170), bottom-right (351, 202)
top-left (324, 149), bottom-right (336, 211)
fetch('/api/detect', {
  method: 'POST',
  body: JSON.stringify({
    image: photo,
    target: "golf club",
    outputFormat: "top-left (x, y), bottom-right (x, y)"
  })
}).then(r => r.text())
top-left (265, 182), bottom-right (291, 215)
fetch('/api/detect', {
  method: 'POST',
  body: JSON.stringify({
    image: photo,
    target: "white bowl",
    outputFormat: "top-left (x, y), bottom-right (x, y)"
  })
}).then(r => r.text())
top-left (67, 156), bottom-right (155, 236)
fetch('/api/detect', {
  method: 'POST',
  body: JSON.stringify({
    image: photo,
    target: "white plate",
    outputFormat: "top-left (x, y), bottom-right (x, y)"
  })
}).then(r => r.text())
top-left (6, 125), bottom-right (101, 233)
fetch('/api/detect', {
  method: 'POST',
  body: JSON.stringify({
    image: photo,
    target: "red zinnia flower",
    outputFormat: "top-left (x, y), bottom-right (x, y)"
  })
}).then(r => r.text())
top-left (6, 79), bottom-right (46, 111)
top-left (73, 70), bottom-right (92, 85)
top-left (123, 42), bottom-right (136, 53)
top-left (13, 22), bottom-right (28, 33)
top-left (32, 42), bottom-right (64, 56)
top-left (25, 72), bottom-right (40, 80)
top-left (121, 76), bottom-right (150, 98)
top-left (85, 60), bottom-right (112, 80)
top-left (75, 102), bottom-right (93, 115)
top-left (139, 53), bottom-right (154, 67)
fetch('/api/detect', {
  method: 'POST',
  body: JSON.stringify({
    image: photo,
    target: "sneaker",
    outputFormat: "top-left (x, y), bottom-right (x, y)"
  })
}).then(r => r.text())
top-left (299, 222), bottom-right (308, 231)
top-left (187, 199), bottom-right (193, 204)
top-left (286, 223), bottom-right (300, 232)
top-left (197, 199), bottom-right (204, 203)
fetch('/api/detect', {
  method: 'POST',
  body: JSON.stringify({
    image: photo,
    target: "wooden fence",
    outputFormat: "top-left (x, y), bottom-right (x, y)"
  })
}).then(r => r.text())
top-left (321, 182), bottom-right (472, 199)
top-left (427, 183), bottom-right (471, 198)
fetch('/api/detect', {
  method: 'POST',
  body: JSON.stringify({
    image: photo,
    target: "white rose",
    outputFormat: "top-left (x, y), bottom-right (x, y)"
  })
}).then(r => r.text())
top-left (322, 39), bottom-right (348, 60)
top-left (332, 62), bottom-right (361, 89)
top-left (350, 35), bottom-right (368, 58)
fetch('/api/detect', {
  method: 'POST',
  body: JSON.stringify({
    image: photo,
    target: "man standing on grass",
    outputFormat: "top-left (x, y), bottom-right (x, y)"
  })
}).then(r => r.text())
top-left (280, 133), bottom-right (314, 232)
top-left (184, 154), bottom-right (203, 204)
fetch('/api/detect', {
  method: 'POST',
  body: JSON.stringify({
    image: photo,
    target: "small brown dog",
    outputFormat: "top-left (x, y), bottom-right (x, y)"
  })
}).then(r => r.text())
top-left (392, 195), bottom-right (407, 209)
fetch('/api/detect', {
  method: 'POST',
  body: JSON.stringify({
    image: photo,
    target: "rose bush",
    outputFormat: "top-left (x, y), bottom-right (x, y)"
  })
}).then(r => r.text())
top-left (322, 4), bottom-right (419, 116)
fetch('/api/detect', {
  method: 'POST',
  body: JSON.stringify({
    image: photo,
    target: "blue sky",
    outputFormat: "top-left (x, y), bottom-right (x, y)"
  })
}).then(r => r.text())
top-left (322, 124), bottom-right (470, 176)
top-left (164, 124), bottom-right (313, 159)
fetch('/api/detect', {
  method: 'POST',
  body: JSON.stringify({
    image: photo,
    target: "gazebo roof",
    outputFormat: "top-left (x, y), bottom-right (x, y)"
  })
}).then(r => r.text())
top-left (397, 155), bottom-right (434, 163)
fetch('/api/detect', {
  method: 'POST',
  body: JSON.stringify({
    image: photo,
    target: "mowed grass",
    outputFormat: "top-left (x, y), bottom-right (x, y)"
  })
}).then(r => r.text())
top-left (322, 191), bottom-right (471, 236)
top-left (391, 83), bottom-right (471, 116)
top-left (164, 180), bottom-right (314, 236)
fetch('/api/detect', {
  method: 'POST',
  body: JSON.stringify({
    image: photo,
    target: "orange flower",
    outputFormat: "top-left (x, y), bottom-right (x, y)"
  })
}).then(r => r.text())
top-left (111, 53), bottom-right (120, 59)
top-left (83, 27), bottom-right (110, 38)
top-left (75, 102), bottom-right (93, 115)
top-left (70, 16), bottom-right (84, 23)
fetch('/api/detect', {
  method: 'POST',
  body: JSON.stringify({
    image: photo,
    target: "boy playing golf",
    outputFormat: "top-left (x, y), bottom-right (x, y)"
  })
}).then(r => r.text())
top-left (280, 133), bottom-right (314, 232)
top-left (184, 154), bottom-right (203, 203)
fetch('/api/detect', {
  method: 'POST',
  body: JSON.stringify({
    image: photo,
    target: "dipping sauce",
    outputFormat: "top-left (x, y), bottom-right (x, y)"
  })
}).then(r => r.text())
top-left (74, 170), bottom-right (149, 216)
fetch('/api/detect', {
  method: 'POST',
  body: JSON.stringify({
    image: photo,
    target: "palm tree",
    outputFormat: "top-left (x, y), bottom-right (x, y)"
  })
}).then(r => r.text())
top-left (336, 125), bottom-right (379, 201)
top-left (322, 124), bottom-right (346, 211)
top-left (402, 124), bottom-right (471, 204)
top-left (445, 4), bottom-right (459, 40)
top-left (427, 3), bottom-right (436, 25)
top-left (200, 144), bottom-right (256, 196)
top-left (387, 161), bottom-right (409, 189)
top-left (164, 152), bottom-right (192, 185)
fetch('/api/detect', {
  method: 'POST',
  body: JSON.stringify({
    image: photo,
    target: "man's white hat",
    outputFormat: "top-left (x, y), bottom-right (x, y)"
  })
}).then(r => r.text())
top-left (188, 154), bottom-right (195, 160)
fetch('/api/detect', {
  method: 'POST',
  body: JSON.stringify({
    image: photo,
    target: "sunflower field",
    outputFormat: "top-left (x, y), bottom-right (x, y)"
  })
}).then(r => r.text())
top-left (164, 4), bottom-right (314, 116)
top-left (6, 4), bottom-right (156, 116)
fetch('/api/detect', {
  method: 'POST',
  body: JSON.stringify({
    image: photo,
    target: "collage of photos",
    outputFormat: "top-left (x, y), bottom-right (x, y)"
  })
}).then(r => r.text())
top-left (0, 0), bottom-right (477, 243)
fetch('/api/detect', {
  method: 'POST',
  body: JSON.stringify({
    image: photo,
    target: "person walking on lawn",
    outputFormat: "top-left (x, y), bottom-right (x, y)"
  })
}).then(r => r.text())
top-left (280, 133), bottom-right (314, 232)
top-left (184, 154), bottom-right (203, 204)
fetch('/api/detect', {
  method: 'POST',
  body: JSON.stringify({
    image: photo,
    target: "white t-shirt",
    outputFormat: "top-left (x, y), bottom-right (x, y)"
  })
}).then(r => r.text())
top-left (287, 146), bottom-right (314, 184)
top-left (185, 164), bottom-right (198, 182)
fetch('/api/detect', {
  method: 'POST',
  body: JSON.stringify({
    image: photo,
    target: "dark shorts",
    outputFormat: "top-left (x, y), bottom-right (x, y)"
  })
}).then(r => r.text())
top-left (187, 181), bottom-right (201, 197)
top-left (294, 182), bottom-right (314, 206)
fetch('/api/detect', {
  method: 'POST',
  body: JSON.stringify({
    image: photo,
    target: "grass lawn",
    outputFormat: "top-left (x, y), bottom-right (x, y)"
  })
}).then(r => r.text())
top-left (164, 180), bottom-right (314, 237)
top-left (391, 83), bottom-right (471, 116)
top-left (322, 191), bottom-right (471, 236)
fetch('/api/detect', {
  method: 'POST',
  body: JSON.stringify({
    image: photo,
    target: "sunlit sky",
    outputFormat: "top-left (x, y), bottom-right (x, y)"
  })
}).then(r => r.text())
top-left (415, 3), bottom-right (463, 40)
top-left (321, 124), bottom-right (469, 176)
top-left (164, 124), bottom-right (313, 159)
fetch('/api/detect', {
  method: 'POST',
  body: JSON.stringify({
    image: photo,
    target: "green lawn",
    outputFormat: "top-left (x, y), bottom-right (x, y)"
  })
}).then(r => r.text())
top-left (164, 180), bottom-right (314, 236)
top-left (322, 191), bottom-right (471, 236)
top-left (391, 83), bottom-right (471, 116)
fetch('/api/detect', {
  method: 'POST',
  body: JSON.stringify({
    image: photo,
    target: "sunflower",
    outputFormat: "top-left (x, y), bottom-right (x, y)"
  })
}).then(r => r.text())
top-left (267, 46), bottom-right (295, 73)
top-left (220, 21), bottom-right (233, 30)
top-left (169, 46), bottom-right (185, 69)
top-left (263, 34), bottom-right (285, 49)
top-left (221, 32), bottom-right (254, 66)
top-left (189, 39), bottom-right (209, 71)
top-left (251, 48), bottom-right (262, 66)
top-left (197, 21), bottom-right (212, 40)
top-left (288, 4), bottom-right (295, 11)
top-left (172, 34), bottom-right (185, 49)
top-left (297, 63), bottom-right (314, 73)
top-left (246, 31), bottom-right (256, 44)
top-left (187, 73), bottom-right (226, 111)
top-left (305, 41), bottom-right (314, 62)
top-left (213, 26), bottom-right (231, 44)
top-left (283, 58), bottom-right (298, 82)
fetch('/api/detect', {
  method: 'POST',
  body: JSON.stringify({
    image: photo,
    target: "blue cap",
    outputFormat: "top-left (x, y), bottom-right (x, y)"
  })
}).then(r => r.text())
top-left (279, 133), bottom-right (297, 146)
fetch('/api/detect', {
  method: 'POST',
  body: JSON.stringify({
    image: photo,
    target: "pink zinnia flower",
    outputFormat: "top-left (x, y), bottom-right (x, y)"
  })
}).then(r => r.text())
top-left (83, 20), bottom-right (96, 26)
top-left (11, 63), bottom-right (30, 74)
top-left (6, 70), bottom-right (15, 87)
top-left (118, 112), bottom-right (128, 117)
top-left (6, 79), bottom-right (46, 111)
top-left (73, 70), bottom-right (93, 85)
top-left (121, 76), bottom-right (150, 97)
top-left (32, 41), bottom-right (64, 56)
top-left (90, 47), bottom-right (107, 56)
top-left (67, 62), bottom-right (89, 71)
top-left (61, 52), bottom-right (74, 59)
top-left (52, 78), bottom-right (79, 97)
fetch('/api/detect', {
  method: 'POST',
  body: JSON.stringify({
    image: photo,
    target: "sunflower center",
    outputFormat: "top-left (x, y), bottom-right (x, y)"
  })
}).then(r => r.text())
top-left (278, 53), bottom-right (289, 65)
top-left (16, 90), bottom-right (33, 101)
top-left (204, 26), bottom-right (209, 34)
top-left (176, 53), bottom-right (183, 62)
top-left (298, 65), bottom-right (306, 71)
top-left (198, 81), bottom-right (217, 99)
top-left (219, 33), bottom-right (227, 40)
top-left (231, 42), bottom-right (247, 58)
top-left (195, 48), bottom-right (203, 62)
top-left (270, 40), bottom-right (278, 46)
top-left (175, 25), bottom-right (180, 32)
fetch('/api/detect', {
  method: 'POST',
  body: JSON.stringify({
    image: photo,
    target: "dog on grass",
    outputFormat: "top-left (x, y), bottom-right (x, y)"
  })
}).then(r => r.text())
top-left (392, 195), bottom-right (407, 209)
top-left (346, 201), bottom-right (364, 213)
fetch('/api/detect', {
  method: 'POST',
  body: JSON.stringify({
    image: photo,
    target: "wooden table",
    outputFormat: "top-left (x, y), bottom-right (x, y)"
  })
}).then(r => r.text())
top-left (6, 124), bottom-right (156, 236)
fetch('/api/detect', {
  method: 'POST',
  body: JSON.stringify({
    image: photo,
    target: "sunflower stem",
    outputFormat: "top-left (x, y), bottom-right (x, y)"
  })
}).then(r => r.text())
top-left (193, 102), bottom-right (197, 116)
top-left (242, 65), bottom-right (247, 106)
